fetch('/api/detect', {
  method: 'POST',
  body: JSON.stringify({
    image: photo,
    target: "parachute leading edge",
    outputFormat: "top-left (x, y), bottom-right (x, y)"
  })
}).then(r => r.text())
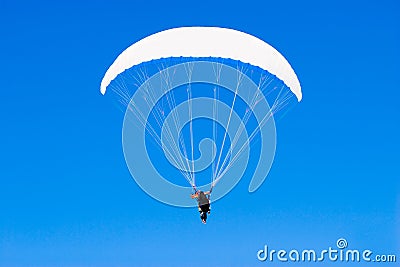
top-left (100, 27), bottom-right (302, 101)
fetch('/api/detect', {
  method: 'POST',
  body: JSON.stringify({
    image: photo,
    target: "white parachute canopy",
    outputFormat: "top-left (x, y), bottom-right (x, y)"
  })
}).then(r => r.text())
top-left (100, 27), bottom-right (302, 101)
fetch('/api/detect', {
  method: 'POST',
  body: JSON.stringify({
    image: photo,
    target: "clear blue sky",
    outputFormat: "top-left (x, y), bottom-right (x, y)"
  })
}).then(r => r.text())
top-left (0, 0), bottom-right (399, 266)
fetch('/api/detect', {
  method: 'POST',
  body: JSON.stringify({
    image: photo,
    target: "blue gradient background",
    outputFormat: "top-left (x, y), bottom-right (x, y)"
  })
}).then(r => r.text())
top-left (0, 0), bottom-right (398, 266)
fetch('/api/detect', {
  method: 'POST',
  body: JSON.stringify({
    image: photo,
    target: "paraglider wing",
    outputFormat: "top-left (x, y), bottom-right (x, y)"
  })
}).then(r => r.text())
top-left (100, 27), bottom-right (302, 101)
top-left (101, 26), bottom-right (303, 206)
